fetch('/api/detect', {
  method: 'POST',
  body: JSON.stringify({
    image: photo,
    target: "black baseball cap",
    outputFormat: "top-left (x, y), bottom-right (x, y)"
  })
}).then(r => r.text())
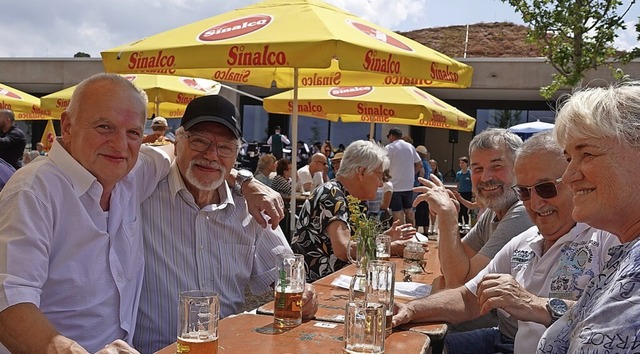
top-left (180, 95), bottom-right (242, 139)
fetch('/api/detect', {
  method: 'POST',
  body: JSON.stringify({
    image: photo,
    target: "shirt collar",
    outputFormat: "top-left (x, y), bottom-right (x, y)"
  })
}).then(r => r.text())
top-left (47, 138), bottom-right (100, 197)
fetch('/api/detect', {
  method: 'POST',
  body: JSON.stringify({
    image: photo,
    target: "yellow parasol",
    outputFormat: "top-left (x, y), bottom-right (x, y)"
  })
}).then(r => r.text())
top-left (40, 119), bottom-right (57, 152)
top-left (101, 0), bottom-right (474, 235)
top-left (263, 86), bottom-right (476, 132)
top-left (101, 0), bottom-right (472, 88)
top-left (41, 74), bottom-right (220, 118)
top-left (0, 83), bottom-right (54, 120)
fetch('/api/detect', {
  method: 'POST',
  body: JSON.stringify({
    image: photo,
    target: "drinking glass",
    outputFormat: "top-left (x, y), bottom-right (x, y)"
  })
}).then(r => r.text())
top-left (273, 253), bottom-right (305, 329)
top-left (344, 301), bottom-right (385, 354)
top-left (366, 260), bottom-right (396, 336)
top-left (177, 290), bottom-right (219, 354)
top-left (375, 234), bottom-right (391, 261)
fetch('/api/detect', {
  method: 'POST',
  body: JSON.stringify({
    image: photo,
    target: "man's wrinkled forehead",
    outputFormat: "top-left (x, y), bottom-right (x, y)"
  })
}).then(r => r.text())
top-left (470, 148), bottom-right (514, 167)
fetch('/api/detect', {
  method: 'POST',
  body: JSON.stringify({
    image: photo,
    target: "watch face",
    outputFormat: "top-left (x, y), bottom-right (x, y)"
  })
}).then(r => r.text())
top-left (238, 169), bottom-right (253, 179)
top-left (549, 298), bottom-right (568, 315)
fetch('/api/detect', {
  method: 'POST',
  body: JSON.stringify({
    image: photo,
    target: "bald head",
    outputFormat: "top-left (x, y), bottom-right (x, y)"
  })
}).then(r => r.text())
top-left (309, 153), bottom-right (327, 174)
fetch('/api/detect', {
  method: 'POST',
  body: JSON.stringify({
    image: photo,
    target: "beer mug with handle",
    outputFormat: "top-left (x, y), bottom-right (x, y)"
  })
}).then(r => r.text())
top-left (177, 290), bottom-right (219, 354)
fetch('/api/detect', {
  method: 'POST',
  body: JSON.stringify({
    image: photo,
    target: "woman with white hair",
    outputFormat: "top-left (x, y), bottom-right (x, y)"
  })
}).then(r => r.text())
top-left (291, 140), bottom-right (415, 282)
top-left (537, 82), bottom-right (640, 353)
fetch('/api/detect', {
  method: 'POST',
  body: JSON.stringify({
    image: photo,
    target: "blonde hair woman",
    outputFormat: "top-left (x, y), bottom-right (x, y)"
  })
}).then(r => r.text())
top-left (255, 154), bottom-right (277, 188)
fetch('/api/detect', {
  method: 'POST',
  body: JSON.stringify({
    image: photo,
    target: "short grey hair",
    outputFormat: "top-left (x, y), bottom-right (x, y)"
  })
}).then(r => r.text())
top-left (0, 109), bottom-right (15, 122)
top-left (337, 140), bottom-right (389, 177)
top-left (555, 82), bottom-right (640, 149)
top-left (516, 130), bottom-right (564, 162)
top-left (469, 128), bottom-right (523, 162)
top-left (66, 73), bottom-right (147, 125)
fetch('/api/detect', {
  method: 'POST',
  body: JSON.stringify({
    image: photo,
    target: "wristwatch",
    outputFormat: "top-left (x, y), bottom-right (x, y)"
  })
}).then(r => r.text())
top-left (234, 169), bottom-right (254, 196)
top-left (546, 298), bottom-right (568, 325)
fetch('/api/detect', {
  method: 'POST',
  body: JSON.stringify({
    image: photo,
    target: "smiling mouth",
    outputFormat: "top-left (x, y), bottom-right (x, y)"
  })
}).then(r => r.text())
top-left (575, 189), bottom-right (594, 196)
top-left (538, 209), bottom-right (554, 217)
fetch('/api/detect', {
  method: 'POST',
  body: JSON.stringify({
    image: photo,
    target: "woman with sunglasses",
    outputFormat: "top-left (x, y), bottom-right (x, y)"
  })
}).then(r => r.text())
top-left (537, 83), bottom-right (640, 354)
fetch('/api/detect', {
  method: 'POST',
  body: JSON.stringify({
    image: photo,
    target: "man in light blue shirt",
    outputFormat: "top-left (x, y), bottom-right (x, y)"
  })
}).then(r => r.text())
top-left (134, 95), bottom-right (317, 354)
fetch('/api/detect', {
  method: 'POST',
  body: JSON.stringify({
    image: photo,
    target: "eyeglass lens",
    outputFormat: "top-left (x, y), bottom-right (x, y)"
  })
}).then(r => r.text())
top-left (515, 180), bottom-right (559, 201)
top-left (187, 134), bottom-right (237, 157)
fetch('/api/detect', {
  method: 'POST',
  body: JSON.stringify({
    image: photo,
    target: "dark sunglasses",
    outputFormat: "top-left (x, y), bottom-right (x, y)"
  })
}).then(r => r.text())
top-left (512, 178), bottom-right (562, 201)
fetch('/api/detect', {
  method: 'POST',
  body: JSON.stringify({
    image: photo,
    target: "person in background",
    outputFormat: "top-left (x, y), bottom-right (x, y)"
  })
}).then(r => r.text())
top-left (455, 156), bottom-right (473, 230)
top-left (133, 95), bottom-right (317, 353)
top-left (414, 145), bottom-right (432, 234)
top-left (537, 83), bottom-right (640, 354)
top-left (271, 158), bottom-right (292, 197)
top-left (385, 127), bottom-right (421, 227)
top-left (322, 140), bottom-right (336, 179)
top-left (291, 140), bottom-right (415, 282)
top-left (395, 131), bottom-right (619, 354)
top-left (255, 154), bottom-right (277, 188)
top-left (21, 150), bottom-right (40, 165)
top-left (35, 142), bottom-right (46, 156)
top-left (429, 159), bottom-right (443, 182)
top-left (267, 126), bottom-right (290, 159)
top-left (142, 116), bottom-right (173, 144)
top-left (367, 169), bottom-right (394, 230)
top-left (0, 158), bottom-right (15, 192)
top-left (297, 140), bottom-right (310, 168)
top-left (331, 152), bottom-right (343, 177)
top-left (0, 109), bottom-right (26, 170)
top-left (297, 153), bottom-right (328, 192)
top-left (0, 74), bottom-right (285, 354)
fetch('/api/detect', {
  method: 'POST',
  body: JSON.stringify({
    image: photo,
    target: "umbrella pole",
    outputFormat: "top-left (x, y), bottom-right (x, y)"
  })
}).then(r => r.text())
top-left (289, 68), bottom-right (299, 240)
top-left (369, 122), bottom-right (375, 142)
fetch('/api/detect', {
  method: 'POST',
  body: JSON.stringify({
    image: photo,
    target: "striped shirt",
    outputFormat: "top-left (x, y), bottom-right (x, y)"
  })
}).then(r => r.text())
top-left (133, 162), bottom-right (291, 354)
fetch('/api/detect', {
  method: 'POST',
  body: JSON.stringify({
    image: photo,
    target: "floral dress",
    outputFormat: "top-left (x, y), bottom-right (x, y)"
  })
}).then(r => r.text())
top-left (291, 180), bottom-right (353, 282)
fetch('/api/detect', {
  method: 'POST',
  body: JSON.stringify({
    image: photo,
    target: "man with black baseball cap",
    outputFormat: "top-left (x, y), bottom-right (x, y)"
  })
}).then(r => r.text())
top-left (134, 95), bottom-right (317, 353)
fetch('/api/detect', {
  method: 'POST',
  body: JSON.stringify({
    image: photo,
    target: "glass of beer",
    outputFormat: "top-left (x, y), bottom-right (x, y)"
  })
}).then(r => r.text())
top-left (273, 253), bottom-right (305, 329)
top-left (344, 301), bottom-right (385, 354)
top-left (366, 260), bottom-right (396, 336)
top-left (375, 234), bottom-right (391, 260)
top-left (177, 290), bottom-right (219, 354)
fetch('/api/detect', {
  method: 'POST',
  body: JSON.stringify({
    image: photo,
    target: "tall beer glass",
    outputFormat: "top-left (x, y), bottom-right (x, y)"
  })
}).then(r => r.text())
top-left (274, 253), bottom-right (305, 329)
top-left (177, 290), bottom-right (219, 354)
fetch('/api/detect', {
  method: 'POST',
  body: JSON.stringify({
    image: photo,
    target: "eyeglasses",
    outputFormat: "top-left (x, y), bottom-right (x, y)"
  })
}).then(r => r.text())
top-left (184, 134), bottom-right (238, 158)
top-left (512, 178), bottom-right (562, 201)
top-left (315, 160), bottom-right (327, 166)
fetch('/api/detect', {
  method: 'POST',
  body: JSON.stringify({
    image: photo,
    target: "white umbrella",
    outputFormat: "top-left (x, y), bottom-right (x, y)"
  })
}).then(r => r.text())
top-left (508, 120), bottom-right (554, 134)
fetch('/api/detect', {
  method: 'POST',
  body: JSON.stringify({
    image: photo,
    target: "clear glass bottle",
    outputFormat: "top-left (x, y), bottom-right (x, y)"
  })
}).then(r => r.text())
top-left (403, 241), bottom-right (426, 273)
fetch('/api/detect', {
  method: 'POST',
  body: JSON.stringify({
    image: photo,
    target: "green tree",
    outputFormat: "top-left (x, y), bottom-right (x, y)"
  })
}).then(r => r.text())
top-left (73, 52), bottom-right (90, 58)
top-left (503, 0), bottom-right (636, 98)
top-left (488, 109), bottom-right (522, 128)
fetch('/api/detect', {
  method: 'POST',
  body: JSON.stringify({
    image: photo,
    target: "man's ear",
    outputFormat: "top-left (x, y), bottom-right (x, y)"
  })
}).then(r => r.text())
top-left (60, 112), bottom-right (72, 143)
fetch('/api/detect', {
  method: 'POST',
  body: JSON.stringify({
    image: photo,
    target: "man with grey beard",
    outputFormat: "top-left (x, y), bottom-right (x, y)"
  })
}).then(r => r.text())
top-left (421, 128), bottom-right (533, 290)
top-left (133, 96), bottom-right (317, 354)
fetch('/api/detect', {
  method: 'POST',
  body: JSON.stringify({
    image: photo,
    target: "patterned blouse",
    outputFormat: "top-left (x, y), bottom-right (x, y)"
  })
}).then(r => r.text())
top-left (291, 180), bottom-right (353, 282)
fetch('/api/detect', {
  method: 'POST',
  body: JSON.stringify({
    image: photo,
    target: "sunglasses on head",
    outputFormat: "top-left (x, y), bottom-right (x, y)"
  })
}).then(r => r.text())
top-left (512, 178), bottom-right (562, 201)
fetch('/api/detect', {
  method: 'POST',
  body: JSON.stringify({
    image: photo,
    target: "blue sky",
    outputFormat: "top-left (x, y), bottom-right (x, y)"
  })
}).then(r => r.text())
top-left (0, 0), bottom-right (637, 58)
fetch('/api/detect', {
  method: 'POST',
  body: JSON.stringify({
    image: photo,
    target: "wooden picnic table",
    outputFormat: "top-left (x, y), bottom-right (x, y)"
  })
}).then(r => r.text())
top-left (257, 241), bottom-right (448, 344)
top-left (154, 313), bottom-right (430, 353)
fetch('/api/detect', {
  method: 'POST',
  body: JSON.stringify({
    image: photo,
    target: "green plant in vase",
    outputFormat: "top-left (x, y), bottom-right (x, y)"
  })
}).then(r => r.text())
top-left (346, 195), bottom-right (382, 275)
